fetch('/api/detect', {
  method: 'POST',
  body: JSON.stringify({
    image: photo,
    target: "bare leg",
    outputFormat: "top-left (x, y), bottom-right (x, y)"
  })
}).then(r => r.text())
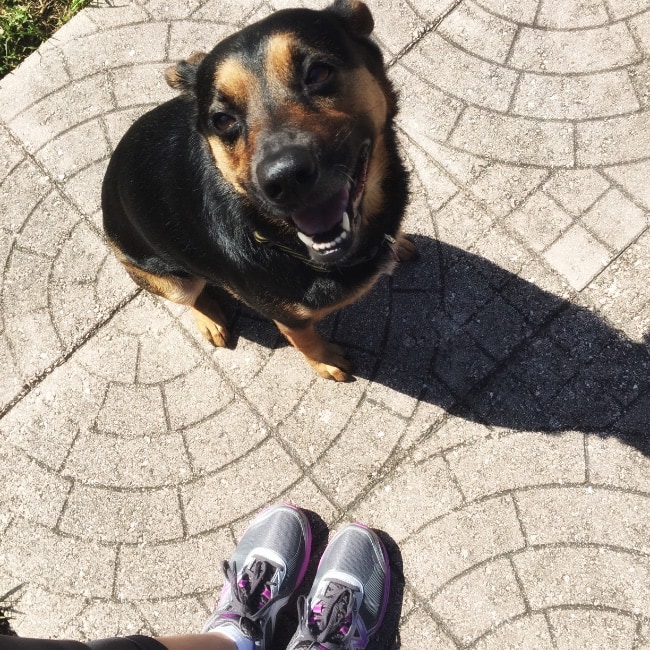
top-left (155, 634), bottom-right (237, 650)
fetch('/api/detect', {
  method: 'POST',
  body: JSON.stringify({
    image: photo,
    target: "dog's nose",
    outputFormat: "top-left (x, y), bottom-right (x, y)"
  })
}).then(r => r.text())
top-left (256, 146), bottom-right (318, 205)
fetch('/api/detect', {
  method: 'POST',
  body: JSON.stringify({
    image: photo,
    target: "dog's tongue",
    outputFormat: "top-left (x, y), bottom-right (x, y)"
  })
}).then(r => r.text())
top-left (291, 188), bottom-right (349, 236)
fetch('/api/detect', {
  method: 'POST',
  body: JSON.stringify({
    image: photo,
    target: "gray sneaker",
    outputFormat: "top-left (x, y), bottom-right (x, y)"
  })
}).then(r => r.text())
top-left (286, 523), bottom-right (390, 650)
top-left (202, 504), bottom-right (312, 650)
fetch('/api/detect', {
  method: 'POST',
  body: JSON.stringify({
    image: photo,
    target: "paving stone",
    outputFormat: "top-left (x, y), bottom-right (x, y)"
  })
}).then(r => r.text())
top-left (63, 24), bottom-right (169, 79)
top-left (412, 416), bottom-right (492, 459)
top-left (182, 400), bottom-right (269, 473)
top-left (351, 455), bottom-right (463, 542)
top-left (97, 383), bottom-right (167, 437)
top-left (543, 223), bottom-right (612, 290)
top-left (606, 0), bottom-right (650, 20)
top-left (543, 168), bottom-right (610, 216)
top-left (582, 231), bottom-right (649, 341)
top-left (577, 111), bottom-right (650, 166)
top-left (0, 159), bottom-right (51, 233)
top-left (604, 159), bottom-right (650, 210)
top-left (639, 621), bottom-right (650, 650)
top-left (34, 119), bottom-right (110, 180)
top-left (473, 0), bottom-right (539, 24)
top-left (535, 0), bottom-right (610, 28)
top-left (582, 187), bottom-right (647, 250)
top-left (60, 484), bottom-right (184, 543)
top-left (405, 33), bottom-right (518, 112)
top-left (513, 546), bottom-right (650, 615)
top-left (473, 613), bottom-right (554, 650)
top-left (84, 0), bottom-right (151, 28)
top-left (277, 371), bottom-right (367, 465)
top-left (0, 361), bottom-right (106, 469)
top-left (136, 596), bottom-right (209, 637)
top-left (587, 435), bottom-right (650, 492)
top-left (449, 107), bottom-right (574, 167)
top-left (401, 496), bottom-right (525, 596)
top-left (112, 63), bottom-right (176, 108)
top-left (630, 9), bottom-right (650, 53)
top-left (548, 607), bottom-right (637, 649)
top-left (64, 159), bottom-right (108, 217)
top-left (438, 1), bottom-right (518, 64)
top-left (8, 74), bottom-right (114, 150)
top-left (180, 439), bottom-right (302, 534)
top-left (136, 324), bottom-right (204, 384)
top-left (509, 22), bottom-right (642, 74)
top-left (310, 400), bottom-right (406, 507)
top-left (10, 586), bottom-right (86, 639)
top-left (69, 601), bottom-right (151, 641)
top-left (468, 164), bottom-right (549, 218)
top-left (0, 48), bottom-right (70, 122)
top-left (0, 445), bottom-right (70, 527)
top-left (0, 125), bottom-right (24, 181)
top-left (513, 69), bottom-right (640, 120)
top-left (506, 191), bottom-right (574, 252)
top-left (116, 529), bottom-right (233, 599)
top-left (0, 518), bottom-right (116, 598)
top-left (517, 486), bottom-right (650, 551)
top-left (162, 363), bottom-right (235, 430)
top-left (63, 429), bottom-right (192, 488)
top-left (446, 431), bottom-right (585, 500)
top-left (434, 193), bottom-right (495, 249)
top-left (431, 558), bottom-right (526, 645)
top-left (391, 63), bottom-right (465, 147)
top-left (397, 607), bottom-right (457, 650)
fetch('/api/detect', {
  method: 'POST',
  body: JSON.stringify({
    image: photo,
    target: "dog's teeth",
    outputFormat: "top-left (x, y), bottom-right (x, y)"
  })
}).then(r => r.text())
top-left (297, 231), bottom-right (314, 248)
top-left (342, 212), bottom-right (351, 232)
top-left (340, 230), bottom-right (348, 240)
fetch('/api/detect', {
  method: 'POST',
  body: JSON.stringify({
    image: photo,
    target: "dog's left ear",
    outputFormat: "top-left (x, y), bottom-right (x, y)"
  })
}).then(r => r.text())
top-left (327, 0), bottom-right (374, 37)
top-left (164, 51), bottom-right (207, 93)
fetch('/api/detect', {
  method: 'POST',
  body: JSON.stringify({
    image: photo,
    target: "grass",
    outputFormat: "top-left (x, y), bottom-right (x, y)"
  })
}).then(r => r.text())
top-left (0, 0), bottom-right (92, 78)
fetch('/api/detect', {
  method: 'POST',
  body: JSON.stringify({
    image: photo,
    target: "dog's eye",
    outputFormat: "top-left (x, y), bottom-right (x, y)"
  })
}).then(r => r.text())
top-left (212, 112), bottom-right (238, 132)
top-left (305, 63), bottom-right (333, 86)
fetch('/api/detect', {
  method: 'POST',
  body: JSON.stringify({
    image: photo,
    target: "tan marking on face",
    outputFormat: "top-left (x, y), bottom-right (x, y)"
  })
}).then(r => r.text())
top-left (265, 33), bottom-right (296, 88)
top-left (213, 58), bottom-right (257, 109)
top-left (208, 59), bottom-right (262, 194)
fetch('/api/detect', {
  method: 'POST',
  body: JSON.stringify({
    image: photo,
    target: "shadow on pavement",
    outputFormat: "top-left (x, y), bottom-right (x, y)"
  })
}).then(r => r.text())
top-left (216, 235), bottom-right (650, 456)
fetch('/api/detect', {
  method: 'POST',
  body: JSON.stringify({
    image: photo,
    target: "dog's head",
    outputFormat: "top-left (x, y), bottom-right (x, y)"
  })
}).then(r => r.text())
top-left (165, 0), bottom-right (399, 266)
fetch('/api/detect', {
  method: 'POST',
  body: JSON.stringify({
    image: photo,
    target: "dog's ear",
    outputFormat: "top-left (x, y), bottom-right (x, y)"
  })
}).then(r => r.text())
top-left (327, 0), bottom-right (374, 37)
top-left (164, 51), bottom-right (207, 92)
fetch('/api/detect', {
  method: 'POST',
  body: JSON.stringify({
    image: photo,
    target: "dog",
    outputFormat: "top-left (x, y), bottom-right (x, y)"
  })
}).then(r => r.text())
top-left (102, 0), bottom-right (415, 381)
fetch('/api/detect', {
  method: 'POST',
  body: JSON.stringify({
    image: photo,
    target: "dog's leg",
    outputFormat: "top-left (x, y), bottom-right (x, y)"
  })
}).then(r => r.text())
top-left (119, 260), bottom-right (229, 346)
top-left (395, 231), bottom-right (419, 262)
top-left (274, 321), bottom-right (350, 382)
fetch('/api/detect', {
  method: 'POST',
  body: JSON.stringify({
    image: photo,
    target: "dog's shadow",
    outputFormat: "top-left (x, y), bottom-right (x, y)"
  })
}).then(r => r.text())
top-left (219, 235), bottom-right (650, 457)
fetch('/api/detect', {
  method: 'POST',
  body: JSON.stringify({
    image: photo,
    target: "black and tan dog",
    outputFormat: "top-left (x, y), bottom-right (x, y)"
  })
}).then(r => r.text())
top-left (102, 0), bottom-right (415, 381)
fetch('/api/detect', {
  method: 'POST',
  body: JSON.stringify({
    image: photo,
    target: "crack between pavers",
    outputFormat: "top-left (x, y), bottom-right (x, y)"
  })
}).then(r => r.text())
top-left (0, 289), bottom-right (140, 420)
top-left (386, 0), bottom-right (466, 68)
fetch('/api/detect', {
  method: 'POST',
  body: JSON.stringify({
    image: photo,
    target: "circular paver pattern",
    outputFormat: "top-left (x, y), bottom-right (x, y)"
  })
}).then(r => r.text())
top-left (0, 0), bottom-right (649, 648)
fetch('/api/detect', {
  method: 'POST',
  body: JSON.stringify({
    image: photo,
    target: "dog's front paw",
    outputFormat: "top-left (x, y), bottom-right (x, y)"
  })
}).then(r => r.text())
top-left (396, 232), bottom-right (419, 263)
top-left (192, 309), bottom-right (229, 347)
top-left (308, 341), bottom-right (351, 382)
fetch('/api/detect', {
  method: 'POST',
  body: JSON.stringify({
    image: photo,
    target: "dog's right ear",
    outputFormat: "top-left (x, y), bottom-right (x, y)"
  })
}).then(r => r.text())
top-left (164, 51), bottom-right (207, 92)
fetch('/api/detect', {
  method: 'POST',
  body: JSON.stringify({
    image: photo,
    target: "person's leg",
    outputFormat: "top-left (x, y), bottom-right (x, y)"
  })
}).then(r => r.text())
top-left (0, 633), bottom-right (235, 650)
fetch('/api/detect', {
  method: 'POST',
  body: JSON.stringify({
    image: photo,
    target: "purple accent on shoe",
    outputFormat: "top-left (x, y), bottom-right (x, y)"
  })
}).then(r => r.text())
top-left (312, 603), bottom-right (323, 614)
top-left (352, 523), bottom-right (391, 636)
top-left (283, 504), bottom-right (312, 589)
top-left (262, 587), bottom-right (271, 601)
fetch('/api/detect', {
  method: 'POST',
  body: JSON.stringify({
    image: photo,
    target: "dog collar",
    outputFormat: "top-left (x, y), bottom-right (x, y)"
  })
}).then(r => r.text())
top-left (252, 231), bottom-right (400, 272)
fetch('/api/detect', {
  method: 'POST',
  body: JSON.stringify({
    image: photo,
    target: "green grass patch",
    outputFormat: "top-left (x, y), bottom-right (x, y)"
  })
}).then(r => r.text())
top-left (0, 0), bottom-right (93, 78)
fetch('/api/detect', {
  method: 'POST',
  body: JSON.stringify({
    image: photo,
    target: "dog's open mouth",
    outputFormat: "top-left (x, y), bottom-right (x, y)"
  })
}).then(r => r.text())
top-left (292, 142), bottom-right (370, 263)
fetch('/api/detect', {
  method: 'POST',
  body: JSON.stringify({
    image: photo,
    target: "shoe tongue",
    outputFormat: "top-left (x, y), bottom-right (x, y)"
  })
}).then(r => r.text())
top-left (291, 187), bottom-right (349, 236)
top-left (238, 561), bottom-right (274, 611)
top-left (309, 583), bottom-right (352, 643)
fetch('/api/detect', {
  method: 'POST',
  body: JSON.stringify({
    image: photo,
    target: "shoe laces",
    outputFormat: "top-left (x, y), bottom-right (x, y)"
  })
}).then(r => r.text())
top-left (220, 559), bottom-right (276, 637)
top-left (295, 582), bottom-right (358, 649)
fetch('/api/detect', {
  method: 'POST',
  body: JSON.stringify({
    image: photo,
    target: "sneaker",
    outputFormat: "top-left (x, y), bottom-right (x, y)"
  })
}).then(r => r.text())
top-left (287, 523), bottom-right (390, 650)
top-left (202, 504), bottom-right (312, 650)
